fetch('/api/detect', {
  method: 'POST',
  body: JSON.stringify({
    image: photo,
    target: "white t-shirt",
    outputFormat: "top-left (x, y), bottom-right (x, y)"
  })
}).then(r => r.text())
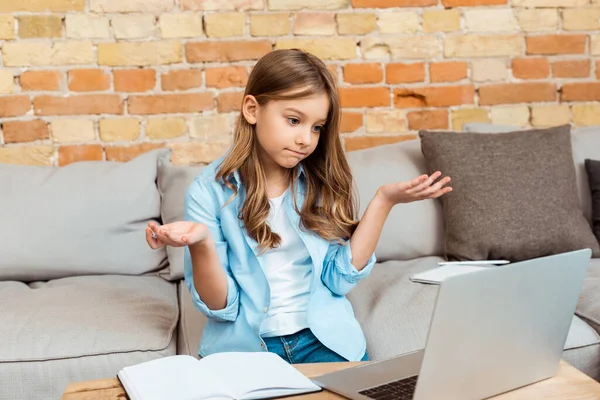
top-left (259, 189), bottom-right (313, 338)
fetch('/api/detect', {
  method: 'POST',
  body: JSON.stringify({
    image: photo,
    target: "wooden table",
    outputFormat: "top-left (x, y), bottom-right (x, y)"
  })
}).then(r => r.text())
top-left (61, 360), bottom-right (600, 400)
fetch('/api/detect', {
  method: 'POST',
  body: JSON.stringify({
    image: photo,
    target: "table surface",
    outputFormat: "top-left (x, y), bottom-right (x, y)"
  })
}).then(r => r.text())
top-left (61, 359), bottom-right (600, 400)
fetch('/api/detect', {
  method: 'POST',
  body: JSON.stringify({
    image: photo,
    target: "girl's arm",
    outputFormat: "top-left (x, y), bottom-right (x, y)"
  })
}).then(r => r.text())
top-left (183, 179), bottom-right (240, 322)
top-left (188, 236), bottom-right (229, 311)
top-left (321, 172), bottom-right (451, 296)
top-left (350, 171), bottom-right (452, 270)
top-left (348, 193), bottom-right (393, 271)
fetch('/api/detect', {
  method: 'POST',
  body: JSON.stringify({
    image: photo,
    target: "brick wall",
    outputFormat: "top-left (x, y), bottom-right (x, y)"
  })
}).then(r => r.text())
top-left (0, 0), bottom-right (599, 166)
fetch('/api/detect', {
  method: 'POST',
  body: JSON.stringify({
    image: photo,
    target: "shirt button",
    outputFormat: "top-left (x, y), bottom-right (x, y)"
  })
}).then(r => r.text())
top-left (260, 342), bottom-right (265, 349)
top-left (263, 307), bottom-right (268, 313)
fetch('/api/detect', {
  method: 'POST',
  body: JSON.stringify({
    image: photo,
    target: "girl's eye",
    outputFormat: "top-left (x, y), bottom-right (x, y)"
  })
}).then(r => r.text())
top-left (312, 125), bottom-right (323, 133)
top-left (287, 117), bottom-right (300, 125)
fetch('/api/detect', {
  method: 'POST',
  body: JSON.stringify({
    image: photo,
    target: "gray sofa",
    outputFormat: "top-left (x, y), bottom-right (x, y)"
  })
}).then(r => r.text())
top-left (1, 124), bottom-right (599, 400)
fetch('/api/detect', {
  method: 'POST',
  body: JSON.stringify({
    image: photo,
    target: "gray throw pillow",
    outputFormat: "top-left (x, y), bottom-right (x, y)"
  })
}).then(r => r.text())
top-left (419, 125), bottom-right (600, 262)
top-left (0, 148), bottom-right (170, 282)
top-left (157, 154), bottom-right (205, 281)
top-left (585, 159), bottom-right (600, 244)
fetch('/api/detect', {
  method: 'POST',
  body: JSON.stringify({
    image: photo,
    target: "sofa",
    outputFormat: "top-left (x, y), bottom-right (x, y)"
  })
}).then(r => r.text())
top-left (1, 124), bottom-right (599, 400)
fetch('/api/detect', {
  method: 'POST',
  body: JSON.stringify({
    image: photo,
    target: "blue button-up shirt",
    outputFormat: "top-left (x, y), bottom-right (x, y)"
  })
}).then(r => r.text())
top-left (183, 155), bottom-right (376, 361)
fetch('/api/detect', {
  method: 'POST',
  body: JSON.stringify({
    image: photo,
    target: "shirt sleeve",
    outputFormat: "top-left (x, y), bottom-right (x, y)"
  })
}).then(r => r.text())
top-left (183, 178), bottom-right (240, 322)
top-left (321, 239), bottom-right (376, 296)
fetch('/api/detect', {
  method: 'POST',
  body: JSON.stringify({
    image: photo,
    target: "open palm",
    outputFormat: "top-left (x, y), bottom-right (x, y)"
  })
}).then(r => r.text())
top-left (379, 171), bottom-right (452, 205)
top-left (146, 221), bottom-right (209, 249)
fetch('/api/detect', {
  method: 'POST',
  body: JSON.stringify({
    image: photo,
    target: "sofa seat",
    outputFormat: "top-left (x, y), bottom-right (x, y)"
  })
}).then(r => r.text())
top-left (0, 275), bottom-right (178, 400)
top-left (348, 257), bottom-right (600, 381)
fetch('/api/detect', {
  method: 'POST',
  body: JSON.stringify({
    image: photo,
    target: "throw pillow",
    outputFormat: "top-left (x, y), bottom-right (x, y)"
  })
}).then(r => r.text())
top-left (585, 159), bottom-right (600, 244)
top-left (0, 148), bottom-right (170, 282)
top-left (419, 124), bottom-right (600, 262)
top-left (157, 154), bottom-right (205, 281)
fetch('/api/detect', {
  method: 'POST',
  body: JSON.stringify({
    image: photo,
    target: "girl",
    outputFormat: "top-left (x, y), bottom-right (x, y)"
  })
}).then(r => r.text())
top-left (146, 49), bottom-right (452, 364)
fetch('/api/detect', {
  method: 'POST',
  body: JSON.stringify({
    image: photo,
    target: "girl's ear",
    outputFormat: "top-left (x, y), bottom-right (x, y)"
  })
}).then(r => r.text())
top-left (242, 95), bottom-right (258, 125)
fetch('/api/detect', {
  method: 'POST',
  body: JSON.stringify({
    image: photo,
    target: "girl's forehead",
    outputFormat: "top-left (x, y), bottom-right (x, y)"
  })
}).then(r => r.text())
top-left (271, 92), bottom-right (330, 114)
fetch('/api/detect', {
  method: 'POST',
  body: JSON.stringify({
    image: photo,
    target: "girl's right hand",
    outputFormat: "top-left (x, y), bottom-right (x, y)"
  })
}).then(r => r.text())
top-left (146, 221), bottom-right (210, 249)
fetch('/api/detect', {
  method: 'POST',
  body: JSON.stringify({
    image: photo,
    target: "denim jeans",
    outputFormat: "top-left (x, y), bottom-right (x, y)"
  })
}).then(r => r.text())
top-left (262, 328), bottom-right (370, 364)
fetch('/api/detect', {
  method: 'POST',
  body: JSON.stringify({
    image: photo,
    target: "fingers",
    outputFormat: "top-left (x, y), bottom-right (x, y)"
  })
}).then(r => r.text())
top-left (419, 176), bottom-right (453, 199)
top-left (407, 171), bottom-right (442, 194)
top-left (146, 226), bottom-right (164, 250)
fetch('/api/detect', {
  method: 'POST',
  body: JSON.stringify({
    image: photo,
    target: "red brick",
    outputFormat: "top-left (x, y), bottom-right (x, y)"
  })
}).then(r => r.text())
top-left (34, 95), bottom-right (123, 116)
top-left (186, 41), bottom-right (271, 63)
top-left (351, 0), bottom-right (436, 7)
top-left (561, 83), bottom-right (600, 102)
top-left (511, 58), bottom-right (550, 79)
top-left (339, 87), bottom-right (390, 107)
top-left (407, 109), bottom-right (449, 130)
top-left (217, 92), bottom-right (244, 112)
top-left (128, 93), bottom-right (213, 115)
top-left (20, 70), bottom-right (62, 91)
top-left (341, 111), bottom-right (363, 133)
top-left (345, 135), bottom-right (416, 151)
top-left (58, 145), bottom-right (103, 167)
top-left (386, 63), bottom-right (425, 84)
top-left (441, 0), bottom-right (505, 5)
top-left (206, 67), bottom-right (249, 88)
top-left (429, 62), bottom-right (467, 83)
top-left (552, 60), bottom-right (590, 78)
top-left (105, 143), bottom-right (165, 162)
top-left (394, 85), bottom-right (475, 108)
top-left (0, 96), bottom-right (30, 117)
top-left (479, 83), bottom-right (556, 105)
top-left (114, 70), bottom-right (156, 93)
top-left (2, 120), bottom-right (48, 143)
top-left (526, 35), bottom-right (587, 55)
top-left (161, 69), bottom-right (203, 91)
top-left (68, 69), bottom-right (110, 92)
top-left (343, 63), bottom-right (383, 84)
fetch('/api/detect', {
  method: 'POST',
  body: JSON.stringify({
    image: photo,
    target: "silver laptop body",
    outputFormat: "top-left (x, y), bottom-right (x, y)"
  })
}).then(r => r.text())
top-left (312, 249), bottom-right (592, 400)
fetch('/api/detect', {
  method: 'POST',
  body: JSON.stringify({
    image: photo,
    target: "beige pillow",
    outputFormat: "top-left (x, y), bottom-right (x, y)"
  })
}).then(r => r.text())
top-left (419, 125), bottom-right (600, 262)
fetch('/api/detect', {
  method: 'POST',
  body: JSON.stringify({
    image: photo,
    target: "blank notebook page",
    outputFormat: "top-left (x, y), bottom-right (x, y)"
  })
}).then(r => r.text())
top-left (202, 352), bottom-right (319, 397)
top-left (120, 355), bottom-right (228, 400)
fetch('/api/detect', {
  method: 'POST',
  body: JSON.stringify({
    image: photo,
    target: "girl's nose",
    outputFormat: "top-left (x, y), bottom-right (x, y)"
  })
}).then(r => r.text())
top-left (296, 129), bottom-right (312, 146)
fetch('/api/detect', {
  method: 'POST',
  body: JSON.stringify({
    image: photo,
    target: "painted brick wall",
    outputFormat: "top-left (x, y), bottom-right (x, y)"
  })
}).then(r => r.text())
top-left (0, 0), bottom-right (599, 166)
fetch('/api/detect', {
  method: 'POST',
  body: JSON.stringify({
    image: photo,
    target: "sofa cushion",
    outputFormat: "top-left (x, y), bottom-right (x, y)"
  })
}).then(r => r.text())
top-left (349, 258), bottom-right (600, 377)
top-left (0, 275), bottom-right (178, 400)
top-left (463, 123), bottom-right (600, 228)
top-left (577, 258), bottom-right (600, 333)
top-left (348, 257), bottom-right (443, 358)
top-left (157, 155), bottom-right (205, 281)
top-left (419, 125), bottom-right (600, 262)
top-left (0, 149), bottom-right (169, 281)
top-left (347, 140), bottom-right (444, 261)
top-left (585, 159), bottom-right (600, 243)
top-left (177, 280), bottom-right (207, 359)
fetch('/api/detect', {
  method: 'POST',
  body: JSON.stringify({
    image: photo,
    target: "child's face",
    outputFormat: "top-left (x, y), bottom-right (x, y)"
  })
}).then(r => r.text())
top-left (246, 90), bottom-right (330, 171)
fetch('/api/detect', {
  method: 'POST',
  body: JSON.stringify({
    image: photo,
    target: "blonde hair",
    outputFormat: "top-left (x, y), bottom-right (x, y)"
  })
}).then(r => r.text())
top-left (216, 49), bottom-right (357, 252)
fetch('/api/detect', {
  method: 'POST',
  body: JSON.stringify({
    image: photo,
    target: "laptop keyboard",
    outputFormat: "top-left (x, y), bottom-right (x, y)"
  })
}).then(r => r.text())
top-left (358, 376), bottom-right (418, 400)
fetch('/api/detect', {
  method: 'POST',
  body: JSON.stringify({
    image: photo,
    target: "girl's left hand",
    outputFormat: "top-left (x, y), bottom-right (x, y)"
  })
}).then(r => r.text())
top-left (377, 171), bottom-right (452, 206)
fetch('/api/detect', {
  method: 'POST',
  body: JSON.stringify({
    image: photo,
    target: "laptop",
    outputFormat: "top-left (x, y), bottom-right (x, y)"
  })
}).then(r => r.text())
top-left (312, 249), bottom-right (592, 400)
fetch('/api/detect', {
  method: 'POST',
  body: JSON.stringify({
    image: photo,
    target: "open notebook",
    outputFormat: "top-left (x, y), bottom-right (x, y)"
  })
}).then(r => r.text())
top-left (117, 352), bottom-right (322, 400)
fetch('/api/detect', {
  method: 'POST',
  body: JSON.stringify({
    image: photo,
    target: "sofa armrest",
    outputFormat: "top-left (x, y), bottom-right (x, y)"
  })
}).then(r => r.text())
top-left (176, 280), bottom-right (207, 359)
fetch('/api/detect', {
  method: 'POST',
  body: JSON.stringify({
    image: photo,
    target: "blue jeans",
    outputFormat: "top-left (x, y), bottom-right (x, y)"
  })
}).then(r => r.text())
top-left (263, 328), bottom-right (370, 364)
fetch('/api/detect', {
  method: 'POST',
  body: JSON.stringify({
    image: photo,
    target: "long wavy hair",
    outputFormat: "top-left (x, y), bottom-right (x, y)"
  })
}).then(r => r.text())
top-left (216, 49), bottom-right (358, 253)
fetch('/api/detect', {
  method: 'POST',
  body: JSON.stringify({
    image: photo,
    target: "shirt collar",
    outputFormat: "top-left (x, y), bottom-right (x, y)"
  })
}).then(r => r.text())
top-left (230, 163), bottom-right (306, 190)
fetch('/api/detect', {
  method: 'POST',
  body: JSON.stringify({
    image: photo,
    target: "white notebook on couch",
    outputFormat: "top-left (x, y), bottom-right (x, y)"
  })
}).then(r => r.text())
top-left (117, 352), bottom-right (321, 400)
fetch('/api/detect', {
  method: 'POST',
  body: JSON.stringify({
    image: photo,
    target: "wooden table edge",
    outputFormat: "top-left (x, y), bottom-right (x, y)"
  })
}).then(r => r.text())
top-left (61, 359), bottom-right (600, 400)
